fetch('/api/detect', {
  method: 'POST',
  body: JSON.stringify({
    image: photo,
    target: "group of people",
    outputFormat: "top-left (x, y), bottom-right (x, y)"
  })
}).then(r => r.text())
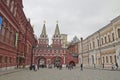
top-left (54, 64), bottom-right (62, 70)
top-left (29, 64), bottom-right (38, 71)
top-left (112, 63), bottom-right (119, 70)
top-left (30, 63), bottom-right (119, 71)
top-left (66, 64), bottom-right (73, 70)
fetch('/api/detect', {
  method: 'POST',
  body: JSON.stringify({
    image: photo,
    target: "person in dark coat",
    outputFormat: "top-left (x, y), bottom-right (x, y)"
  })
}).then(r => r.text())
top-left (80, 63), bottom-right (83, 71)
top-left (115, 63), bottom-right (118, 70)
top-left (102, 63), bottom-right (104, 69)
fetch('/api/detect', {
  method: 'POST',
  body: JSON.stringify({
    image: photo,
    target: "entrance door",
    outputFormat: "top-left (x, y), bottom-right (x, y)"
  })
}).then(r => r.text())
top-left (38, 58), bottom-right (46, 68)
top-left (54, 57), bottom-right (61, 67)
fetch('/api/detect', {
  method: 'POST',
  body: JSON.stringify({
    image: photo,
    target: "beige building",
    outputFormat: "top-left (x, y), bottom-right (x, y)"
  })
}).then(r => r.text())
top-left (61, 34), bottom-right (68, 48)
top-left (79, 15), bottom-right (120, 68)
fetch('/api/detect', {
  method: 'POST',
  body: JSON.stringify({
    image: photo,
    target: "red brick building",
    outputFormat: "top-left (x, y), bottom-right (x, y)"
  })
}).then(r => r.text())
top-left (67, 36), bottom-right (80, 65)
top-left (0, 0), bottom-right (37, 70)
top-left (34, 22), bottom-right (78, 67)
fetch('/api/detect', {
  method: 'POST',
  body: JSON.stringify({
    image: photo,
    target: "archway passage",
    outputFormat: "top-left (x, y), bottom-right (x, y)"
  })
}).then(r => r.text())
top-left (54, 56), bottom-right (61, 68)
top-left (38, 57), bottom-right (46, 68)
top-left (69, 61), bottom-right (76, 66)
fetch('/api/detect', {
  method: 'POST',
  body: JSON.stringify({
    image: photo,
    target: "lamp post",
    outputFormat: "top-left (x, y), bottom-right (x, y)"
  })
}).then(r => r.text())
top-left (81, 37), bottom-right (83, 64)
top-left (98, 31), bottom-right (102, 65)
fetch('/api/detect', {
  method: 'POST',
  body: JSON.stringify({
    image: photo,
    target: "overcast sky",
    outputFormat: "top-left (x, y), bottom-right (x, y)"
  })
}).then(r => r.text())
top-left (23, 0), bottom-right (120, 42)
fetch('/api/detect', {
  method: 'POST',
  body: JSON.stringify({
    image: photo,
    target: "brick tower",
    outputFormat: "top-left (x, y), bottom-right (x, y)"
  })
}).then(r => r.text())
top-left (52, 21), bottom-right (62, 48)
top-left (38, 21), bottom-right (49, 47)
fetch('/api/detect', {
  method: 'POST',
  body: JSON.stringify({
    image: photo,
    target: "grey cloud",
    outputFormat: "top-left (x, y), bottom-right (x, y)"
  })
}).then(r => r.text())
top-left (23, 0), bottom-right (120, 41)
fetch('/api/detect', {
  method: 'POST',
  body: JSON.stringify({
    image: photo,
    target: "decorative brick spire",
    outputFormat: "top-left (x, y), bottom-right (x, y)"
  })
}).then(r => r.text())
top-left (40, 20), bottom-right (47, 38)
top-left (52, 21), bottom-right (62, 48)
top-left (54, 20), bottom-right (60, 36)
top-left (38, 21), bottom-right (49, 47)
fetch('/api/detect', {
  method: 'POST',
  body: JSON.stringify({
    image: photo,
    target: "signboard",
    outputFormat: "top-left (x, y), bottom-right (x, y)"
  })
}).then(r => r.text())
top-left (0, 16), bottom-right (2, 30)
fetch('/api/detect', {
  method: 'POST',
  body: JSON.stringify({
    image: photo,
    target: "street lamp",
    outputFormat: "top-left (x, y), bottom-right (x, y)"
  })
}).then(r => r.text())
top-left (81, 37), bottom-right (83, 64)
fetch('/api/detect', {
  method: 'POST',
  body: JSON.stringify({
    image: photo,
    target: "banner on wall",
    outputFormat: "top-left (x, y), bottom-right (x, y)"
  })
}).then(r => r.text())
top-left (0, 16), bottom-right (3, 30)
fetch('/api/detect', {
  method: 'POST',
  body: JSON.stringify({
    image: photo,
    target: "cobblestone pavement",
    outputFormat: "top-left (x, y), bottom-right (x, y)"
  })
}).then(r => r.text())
top-left (0, 68), bottom-right (120, 80)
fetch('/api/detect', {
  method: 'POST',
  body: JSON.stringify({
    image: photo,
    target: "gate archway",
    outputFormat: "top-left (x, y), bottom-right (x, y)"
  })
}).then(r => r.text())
top-left (53, 56), bottom-right (62, 67)
top-left (38, 57), bottom-right (46, 68)
top-left (69, 61), bottom-right (76, 66)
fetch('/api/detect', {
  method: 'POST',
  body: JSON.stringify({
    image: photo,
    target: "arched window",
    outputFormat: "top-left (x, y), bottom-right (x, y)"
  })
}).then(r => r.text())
top-left (97, 39), bottom-right (99, 46)
top-left (90, 43), bottom-right (91, 49)
top-left (101, 38), bottom-right (103, 45)
top-left (0, 56), bottom-right (2, 63)
top-left (112, 33), bottom-right (115, 41)
top-left (106, 56), bottom-right (108, 63)
top-left (108, 35), bottom-right (110, 42)
top-left (7, 0), bottom-right (10, 6)
top-left (118, 29), bottom-right (120, 38)
top-left (5, 56), bottom-right (8, 63)
top-left (10, 1), bottom-right (14, 12)
top-left (110, 56), bottom-right (112, 63)
top-left (14, 7), bottom-right (17, 17)
top-left (104, 36), bottom-right (107, 43)
top-left (11, 30), bottom-right (14, 46)
top-left (1, 22), bottom-right (6, 36)
top-left (103, 57), bottom-right (105, 64)
top-left (6, 26), bottom-right (10, 43)
top-left (1, 22), bottom-right (6, 42)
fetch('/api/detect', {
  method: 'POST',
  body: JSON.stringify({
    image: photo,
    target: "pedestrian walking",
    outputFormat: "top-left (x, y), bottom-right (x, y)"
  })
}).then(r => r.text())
top-left (35, 64), bottom-right (38, 71)
top-left (66, 64), bottom-right (68, 69)
top-left (102, 63), bottom-right (104, 69)
top-left (115, 62), bottom-right (118, 70)
top-left (112, 63), bottom-right (115, 70)
top-left (93, 63), bottom-right (96, 69)
top-left (69, 64), bottom-right (72, 70)
top-left (80, 63), bottom-right (83, 71)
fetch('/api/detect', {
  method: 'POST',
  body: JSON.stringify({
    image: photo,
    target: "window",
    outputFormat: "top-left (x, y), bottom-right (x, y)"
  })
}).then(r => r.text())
top-left (0, 56), bottom-right (2, 63)
top-left (14, 7), bottom-right (17, 17)
top-left (93, 41), bottom-right (95, 48)
top-left (106, 56), bottom-right (108, 63)
top-left (7, 0), bottom-right (10, 6)
top-left (118, 29), bottom-right (120, 38)
top-left (108, 35), bottom-right (110, 42)
top-left (9, 57), bottom-right (12, 63)
top-left (112, 33), bottom-right (115, 41)
top-left (1, 22), bottom-right (6, 41)
top-left (11, 31), bottom-right (14, 46)
top-left (13, 33), bottom-right (16, 46)
top-left (110, 56), bottom-right (112, 63)
top-left (9, 31), bottom-right (12, 44)
top-left (114, 55), bottom-right (117, 63)
top-left (10, 1), bottom-right (14, 12)
top-left (1, 22), bottom-right (6, 36)
top-left (97, 39), bottom-right (100, 46)
top-left (101, 38), bottom-right (103, 45)
top-left (90, 43), bottom-right (91, 49)
top-left (104, 36), bottom-right (107, 43)
top-left (5, 56), bottom-right (8, 63)
top-left (6, 27), bottom-right (10, 43)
